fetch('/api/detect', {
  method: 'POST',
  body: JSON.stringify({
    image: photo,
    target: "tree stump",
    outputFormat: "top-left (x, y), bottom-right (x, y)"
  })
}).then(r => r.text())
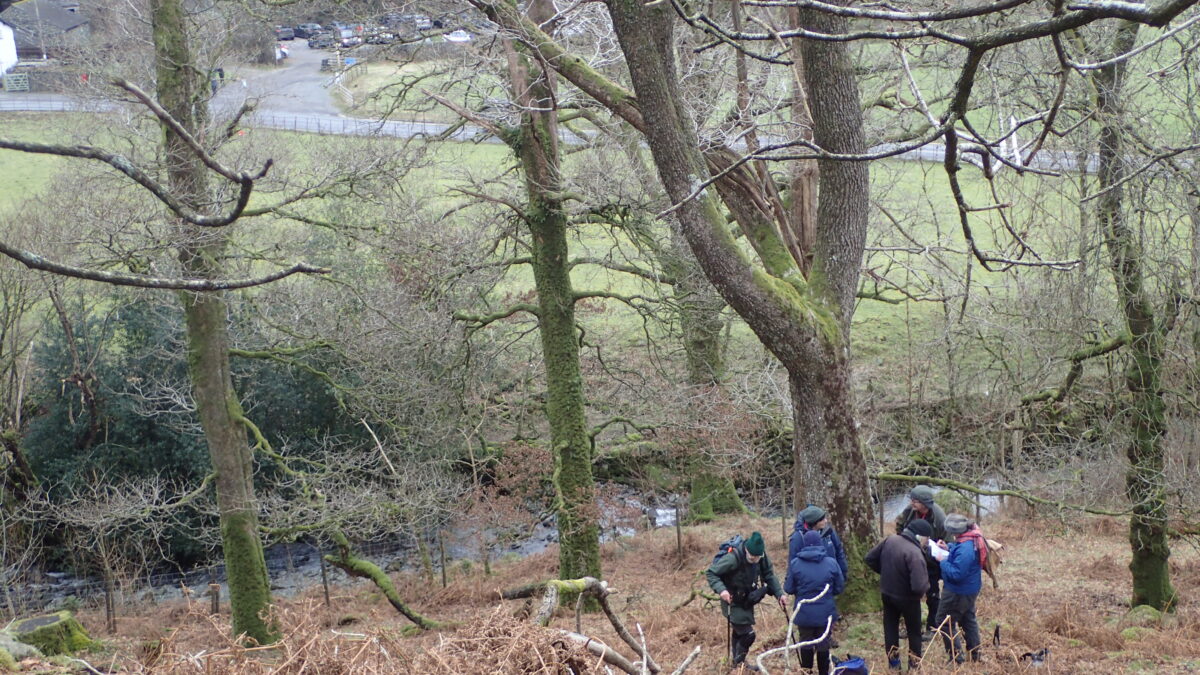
top-left (11, 611), bottom-right (94, 655)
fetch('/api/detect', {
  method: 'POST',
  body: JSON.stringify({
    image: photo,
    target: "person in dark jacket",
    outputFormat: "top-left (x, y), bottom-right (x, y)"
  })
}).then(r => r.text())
top-left (932, 514), bottom-right (983, 664)
top-left (706, 531), bottom-right (785, 671)
top-left (867, 519), bottom-right (933, 671)
top-left (789, 505), bottom-right (849, 579)
top-left (785, 530), bottom-right (844, 675)
top-left (894, 485), bottom-right (947, 638)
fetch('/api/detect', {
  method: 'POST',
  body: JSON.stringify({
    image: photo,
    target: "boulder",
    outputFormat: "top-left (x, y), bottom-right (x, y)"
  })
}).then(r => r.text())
top-left (11, 611), bottom-right (94, 656)
top-left (1122, 604), bottom-right (1164, 628)
top-left (0, 632), bottom-right (42, 660)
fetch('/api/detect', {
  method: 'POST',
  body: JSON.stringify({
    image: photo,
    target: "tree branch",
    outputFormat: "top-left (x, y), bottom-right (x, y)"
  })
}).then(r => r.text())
top-left (1021, 333), bottom-right (1130, 404)
top-left (0, 138), bottom-right (257, 228)
top-left (453, 303), bottom-right (541, 327)
top-left (0, 240), bottom-right (329, 290)
top-left (874, 473), bottom-right (1129, 516)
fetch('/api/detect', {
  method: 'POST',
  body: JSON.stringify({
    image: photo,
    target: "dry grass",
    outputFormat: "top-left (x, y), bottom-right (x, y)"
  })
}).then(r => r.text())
top-left (48, 511), bottom-right (1200, 673)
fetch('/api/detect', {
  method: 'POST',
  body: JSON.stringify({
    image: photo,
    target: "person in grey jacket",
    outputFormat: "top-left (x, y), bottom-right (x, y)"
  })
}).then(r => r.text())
top-left (895, 484), bottom-right (946, 638)
top-left (867, 519), bottom-right (933, 671)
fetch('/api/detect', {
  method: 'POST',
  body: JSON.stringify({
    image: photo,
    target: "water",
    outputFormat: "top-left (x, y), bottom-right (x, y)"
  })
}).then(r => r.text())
top-left (881, 477), bottom-right (1004, 523)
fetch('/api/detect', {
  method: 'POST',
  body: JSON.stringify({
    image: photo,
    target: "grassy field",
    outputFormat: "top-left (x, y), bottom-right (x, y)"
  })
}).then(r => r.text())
top-left (0, 107), bottom-right (1106, 374)
top-left (0, 116), bottom-right (80, 210)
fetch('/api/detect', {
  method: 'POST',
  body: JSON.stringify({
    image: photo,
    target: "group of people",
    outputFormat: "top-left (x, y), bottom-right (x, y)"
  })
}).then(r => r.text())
top-left (705, 486), bottom-right (990, 673)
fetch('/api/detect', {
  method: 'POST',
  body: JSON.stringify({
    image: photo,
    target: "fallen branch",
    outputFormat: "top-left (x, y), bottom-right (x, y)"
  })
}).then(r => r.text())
top-left (756, 615), bottom-right (832, 674)
top-left (783, 583), bottom-right (830, 670)
top-left (560, 631), bottom-right (640, 674)
top-left (325, 531), bottom-right (446, 630)
top-left (671, 645), bottom-right (702, 675)
top-left (502, 577), bottom-right (662, 673)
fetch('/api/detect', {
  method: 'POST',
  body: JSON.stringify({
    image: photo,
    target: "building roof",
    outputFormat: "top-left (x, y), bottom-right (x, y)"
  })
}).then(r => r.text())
top-left (4, 0), bottom-right (88, 35)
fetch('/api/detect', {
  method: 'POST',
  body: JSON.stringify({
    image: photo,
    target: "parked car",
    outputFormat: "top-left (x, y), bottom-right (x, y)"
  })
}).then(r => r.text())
top-left (337, 28), bottom-right (362, 47)
top-left (366, 30), bottom-right (396, 45)
top-left (274, 26), bottom-right (295, 40)
top-left (444, 30), bottom-right (472, 43)
top-left (294, 23), bottom-right (323, 38)
top-left (308, 34), bottom-right (335, 49)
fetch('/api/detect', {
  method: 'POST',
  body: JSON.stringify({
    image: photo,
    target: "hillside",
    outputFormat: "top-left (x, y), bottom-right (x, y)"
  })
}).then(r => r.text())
top-left (15, 510), bottom-right (1200, 674)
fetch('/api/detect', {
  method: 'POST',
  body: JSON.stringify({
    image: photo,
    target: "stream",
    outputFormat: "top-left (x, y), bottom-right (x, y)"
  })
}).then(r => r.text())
top-left (8, 480), bottom-right (1000, 613)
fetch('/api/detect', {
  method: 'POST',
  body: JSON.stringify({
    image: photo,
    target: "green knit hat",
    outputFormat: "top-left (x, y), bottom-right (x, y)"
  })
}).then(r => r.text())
top-left (745, 531), bottom-right (765, 556)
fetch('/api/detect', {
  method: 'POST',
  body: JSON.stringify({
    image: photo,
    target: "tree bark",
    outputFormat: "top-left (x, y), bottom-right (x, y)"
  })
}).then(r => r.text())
top-left (503, 0), bottom-right (600, 583)
top-left (150, 0), bottom-right (276, 644)
top-left (602, 1), bottom-right (876, 606)
top-left (1093, 20), bottom-right (1176, 610)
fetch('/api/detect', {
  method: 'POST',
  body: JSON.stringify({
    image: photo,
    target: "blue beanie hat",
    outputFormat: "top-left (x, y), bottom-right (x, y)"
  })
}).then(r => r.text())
top-left (802, 530), bottom-right (823, 548)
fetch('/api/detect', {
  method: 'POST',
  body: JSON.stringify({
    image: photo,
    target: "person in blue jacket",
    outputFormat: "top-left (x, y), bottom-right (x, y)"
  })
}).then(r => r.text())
top-left (932, 514), bottom-right (982, 664)
top-left (785, 530), bottom-right (845, 675)
top-left (789, 505), bottom-right (849, 579)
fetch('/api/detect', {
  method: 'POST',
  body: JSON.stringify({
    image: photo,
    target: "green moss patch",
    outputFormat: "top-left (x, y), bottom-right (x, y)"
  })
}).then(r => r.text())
top-left (11, 611), bottom-right (94, 656)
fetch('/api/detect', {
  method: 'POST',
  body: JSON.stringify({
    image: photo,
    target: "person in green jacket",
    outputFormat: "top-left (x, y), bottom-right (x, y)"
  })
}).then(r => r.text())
top-left (705, 531), bottom-right (785, 671)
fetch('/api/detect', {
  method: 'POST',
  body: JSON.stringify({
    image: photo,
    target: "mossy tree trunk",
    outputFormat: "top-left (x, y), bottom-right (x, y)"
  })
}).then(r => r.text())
top-left (473, 0), bottom-right (876, 606)
top-left (602, 3), bottom-right (876, 606)
top-left (664, 227), bottom-right (745, 518)
top-left (150, 0), bottom-right (276, 644)
top-left (1093, 20), bottom-right (1175, 610)
top-left (501, 0), bottom-right (600, 582)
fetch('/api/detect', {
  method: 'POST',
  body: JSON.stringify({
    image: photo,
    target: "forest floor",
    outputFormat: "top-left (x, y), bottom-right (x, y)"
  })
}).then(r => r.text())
top-left (21, 508), bottom-right (1200, 674)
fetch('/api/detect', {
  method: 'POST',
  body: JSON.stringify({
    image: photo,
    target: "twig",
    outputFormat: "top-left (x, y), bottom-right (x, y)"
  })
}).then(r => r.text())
top-left (669, 646), bottom-right (701, 675)
top-left (756, 615), bottom-right (832, 674)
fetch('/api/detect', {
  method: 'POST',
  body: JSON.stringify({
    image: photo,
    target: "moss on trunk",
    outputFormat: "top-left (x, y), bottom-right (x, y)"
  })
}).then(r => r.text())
top-left (1094, 20), bottom-right (1176, 611)
top-left (151, 0), bottom-right (277, 644)
top-left (326, 533), bottom-right (444, 630)
top-left (689, 472), bottom-right (746, 522)
top-left (502, 0), bottom-right (601, 586)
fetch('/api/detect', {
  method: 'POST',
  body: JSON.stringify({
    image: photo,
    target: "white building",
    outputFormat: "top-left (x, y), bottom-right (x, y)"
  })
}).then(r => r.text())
top-left (0, 21), bottom-right (17, 75)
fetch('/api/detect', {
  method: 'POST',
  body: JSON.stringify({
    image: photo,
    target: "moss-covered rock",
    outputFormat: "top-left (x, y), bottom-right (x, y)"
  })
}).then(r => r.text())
top-left (1121, 626), bottom-right (1155, 641)
top-left (1123, 604), bottom-right (1164, 627)
top-left (11, 611), bottom-right (94, 656)
top-left (0, 646), bottom-right (16, 672)
top-left (0, 632), bottom-right (42, 661)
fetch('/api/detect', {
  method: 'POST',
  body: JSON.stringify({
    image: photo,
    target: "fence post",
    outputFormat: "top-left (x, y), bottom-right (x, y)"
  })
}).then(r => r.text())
top-left (439, 532), bottom-right (447, 588)
top-left (318, 547), bottom-right (331, 608)
top-left (675, 502), bottom-right (683, 569)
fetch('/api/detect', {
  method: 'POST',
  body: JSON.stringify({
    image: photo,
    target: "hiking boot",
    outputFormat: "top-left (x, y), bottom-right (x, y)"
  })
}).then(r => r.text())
top-left (921, 629), bottom-right (934, 642)
top-left (888, 657), bottom-right (902, 671)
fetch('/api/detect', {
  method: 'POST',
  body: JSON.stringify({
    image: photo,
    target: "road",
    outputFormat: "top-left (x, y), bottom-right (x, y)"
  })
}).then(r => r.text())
top-left (1, 46), bottom-right (1085, 171)
top-left (213, 40), bottom-right (340, 117)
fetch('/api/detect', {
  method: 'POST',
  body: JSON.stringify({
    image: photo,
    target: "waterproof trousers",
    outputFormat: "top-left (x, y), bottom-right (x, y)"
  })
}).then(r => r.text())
top-left (731, 622), bottom-right (756, 666)
top-left (933, 589), bottom-right (981, 663)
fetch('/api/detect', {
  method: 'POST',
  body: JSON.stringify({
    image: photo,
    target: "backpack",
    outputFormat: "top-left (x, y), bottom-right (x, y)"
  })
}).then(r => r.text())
top-left (713, 534), bottom-right (744, 566)
top-left (831, 654), bottom-right (869, 675)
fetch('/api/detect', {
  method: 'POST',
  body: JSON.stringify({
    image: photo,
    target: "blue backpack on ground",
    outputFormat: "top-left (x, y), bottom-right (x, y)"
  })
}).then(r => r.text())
top-left (713, 534), bottom-right (744, 565)
top-left (831, 654), bottom-right (869, 674)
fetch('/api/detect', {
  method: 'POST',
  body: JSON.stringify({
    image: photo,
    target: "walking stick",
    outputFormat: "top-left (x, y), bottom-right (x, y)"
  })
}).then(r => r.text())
top-left (727, 616), bottom-right (732, 665)
top-left (778, 599), bottom-right (793, 669)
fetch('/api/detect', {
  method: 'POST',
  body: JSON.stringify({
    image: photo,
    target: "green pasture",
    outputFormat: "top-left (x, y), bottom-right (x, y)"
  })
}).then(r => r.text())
top-left (0, 108), bottom-right (1150, 391)
top-left (0, 115), bottom-right (82, 210)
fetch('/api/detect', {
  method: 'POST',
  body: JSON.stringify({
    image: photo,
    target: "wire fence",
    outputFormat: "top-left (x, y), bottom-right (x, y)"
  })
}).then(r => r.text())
top-left (1, 536), bottom-right (417, 616)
